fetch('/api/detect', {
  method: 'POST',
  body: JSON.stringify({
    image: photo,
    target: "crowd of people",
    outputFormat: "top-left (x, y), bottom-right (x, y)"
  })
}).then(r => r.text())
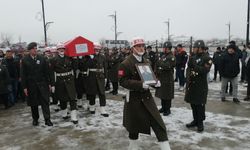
top-left (0, 37), bottom-right (250, 150)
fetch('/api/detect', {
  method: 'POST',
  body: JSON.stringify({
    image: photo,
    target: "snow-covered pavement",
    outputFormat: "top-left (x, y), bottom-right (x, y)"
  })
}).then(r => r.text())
top-left (0, 81), bottom-right (250, 150)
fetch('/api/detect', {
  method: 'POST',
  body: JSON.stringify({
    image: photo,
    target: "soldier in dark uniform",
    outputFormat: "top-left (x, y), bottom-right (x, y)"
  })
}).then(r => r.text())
top-left (50, 44), bottom-right (78, 124)
top-left (85, 43), bottom-right (109, 117)
top-left (0, 58), bottom-right (11, 109)
top-left (118, 37), bottom-right (171, 150)
top-left (155, 41), bottom-right (176, 116)
top-left (185, 40), bottom-right (212, 132)
top-left (107, 48), bottom-right (122, 95)
top-left (21, 42), bottom-right (53, 126)
top-left (145, 45), bottom-right (156, 71)
top-left (75, 55), bottom-right (89, 109)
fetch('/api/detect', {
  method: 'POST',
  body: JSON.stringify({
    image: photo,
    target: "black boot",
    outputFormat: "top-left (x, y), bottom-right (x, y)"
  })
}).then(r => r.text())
top-left (45, 119), bottom-right (53, 126)
top-left (244, 96), bottom-right (250, 101)
top-left (159, 108), bottom-right (163, 113)
top-left (233, 98), bottom-right (240, 103)
top-left (221, 97), bottom-right (226, 102)
top-left (163, 110), bottom-right (171, 116)
top-left (186, 120), bottom-right (197, 128)
top-left (32, 120), bottom-right (39, 126)
top-left (197, 122), bottom-right (204, 132)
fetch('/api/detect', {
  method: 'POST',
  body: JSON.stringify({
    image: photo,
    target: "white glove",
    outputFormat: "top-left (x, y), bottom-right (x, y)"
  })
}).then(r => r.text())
top-left (90, 55), bottom-right (94, 59)
top-left (142, 82), bottom-right (149, 89)
top-left (155, 80), bottom-right (161, 87)
top-left (51, 86), bottom-right (55, 93)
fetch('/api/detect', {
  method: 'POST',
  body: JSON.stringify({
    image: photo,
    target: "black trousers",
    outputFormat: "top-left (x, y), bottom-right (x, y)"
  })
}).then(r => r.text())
top-left (129, 106), bottom-right (168, 142)
top-left (247, 78), bottom-right (250, 96)
top-left (190, 104), bottom-right (205, 126)
top-left (213, 64), bottom-right (221, 80)
top-left (60, 100), bottom-right (77, 110)
top-left (161, 99), bottom-right (172, 112)
top-left (112, 82), bottom-right (118, 92)
top-left (0, 93), bottom-right (9, 108)
top-left (88, 94), bottom-right (106, 106)
top-left (241, 65), bottom-right (247, 81)
top-left (31, 102), bottom-right (51, 121)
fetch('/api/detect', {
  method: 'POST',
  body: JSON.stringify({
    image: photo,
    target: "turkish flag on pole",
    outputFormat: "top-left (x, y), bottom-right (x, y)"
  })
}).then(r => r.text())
top-left (64, 36), bottom-right (95, 57)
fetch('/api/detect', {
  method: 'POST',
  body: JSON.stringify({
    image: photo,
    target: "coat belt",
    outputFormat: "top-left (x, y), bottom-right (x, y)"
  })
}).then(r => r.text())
top-left (56, 70), bottom-right (74, 77)
top-left (88, 68), bottom-right (104, 73)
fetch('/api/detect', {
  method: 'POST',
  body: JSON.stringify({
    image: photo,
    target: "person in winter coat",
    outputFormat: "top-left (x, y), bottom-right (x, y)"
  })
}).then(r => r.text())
top-left (155, 41), bottom-right (176, 116)
top-left (50, 44), bottom-right (78, 124)
top-left (21, 42), bottom-right (53, 126)
top-left (185, 40), bottom-right (212, 132)
top-left (118, 37), bottom-right (171, 150)
top-left (212, 47), bottom-right (222, 81)
top-left (175, 44), bottom-right (188, 91)
top-left (220, 44), bottom-right (241, 103)
top-left (0, 58), bottom-right (11, 109)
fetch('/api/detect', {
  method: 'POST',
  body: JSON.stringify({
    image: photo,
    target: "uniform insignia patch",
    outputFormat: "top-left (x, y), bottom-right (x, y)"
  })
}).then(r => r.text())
top-left (118, 70), bottom-right (125, 76)
top-left (208, 60), bottom-right (212, 64)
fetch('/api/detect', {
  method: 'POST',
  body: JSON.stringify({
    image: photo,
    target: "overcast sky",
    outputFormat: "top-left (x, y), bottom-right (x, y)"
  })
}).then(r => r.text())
top-left (0, 0), bottom-right (248, 44)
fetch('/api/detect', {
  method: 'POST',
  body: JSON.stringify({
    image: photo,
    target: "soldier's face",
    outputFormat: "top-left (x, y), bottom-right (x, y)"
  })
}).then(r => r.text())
top-left (133, 44), bottom-right (145, 56)
top-left (30, 47), bottom-right (37, 56)
top-left (192, 48), bottom-right (198, 54)
top-left (228, 48), bottom-right (235, 54)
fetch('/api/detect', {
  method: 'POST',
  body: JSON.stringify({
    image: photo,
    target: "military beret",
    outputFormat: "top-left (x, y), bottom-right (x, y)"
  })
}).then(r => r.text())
top-left (27, 42), bottom-right (37, 50)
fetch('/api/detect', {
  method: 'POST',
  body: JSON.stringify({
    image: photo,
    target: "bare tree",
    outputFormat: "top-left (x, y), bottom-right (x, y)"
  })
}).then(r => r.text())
top-left (1, 33), bottom-right (13, 46)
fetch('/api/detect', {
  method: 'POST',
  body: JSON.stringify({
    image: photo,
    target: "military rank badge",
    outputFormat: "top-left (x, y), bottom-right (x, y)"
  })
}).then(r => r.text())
top-left (36, 60), bottom-right (40, 64)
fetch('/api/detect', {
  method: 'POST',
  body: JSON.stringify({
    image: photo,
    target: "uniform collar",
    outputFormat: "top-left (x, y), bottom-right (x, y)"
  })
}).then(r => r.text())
top-left (132, 53), bottom-right (142, 62)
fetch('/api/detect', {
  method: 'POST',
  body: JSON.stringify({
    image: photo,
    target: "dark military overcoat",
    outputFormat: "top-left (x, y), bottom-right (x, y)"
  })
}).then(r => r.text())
top-left (155, 52), bottom-right (176, 100)
top-left (184, 53), bottom-right (212, 105)
top-left (21, 55), bottom-right (51, 106)
top-left (50, 55), bottom-right (76, 101)
top-left (118, 54), bottom-right (166, 135)
top-left (85, 54), bottom-right (106, 95)
top-left (108, 53), bottom-right (122, 82)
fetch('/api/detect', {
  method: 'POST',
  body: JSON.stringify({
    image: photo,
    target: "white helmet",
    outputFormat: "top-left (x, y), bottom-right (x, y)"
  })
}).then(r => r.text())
top-left (94, 42), bottom-right (102, 50)
top-left (131, 37), bottom-right (145, 47)
top-left (56, 42), bottom-right (66, 50)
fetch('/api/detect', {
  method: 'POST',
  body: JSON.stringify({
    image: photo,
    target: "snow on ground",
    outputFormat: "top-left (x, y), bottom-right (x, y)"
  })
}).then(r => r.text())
top-left (1, 95), bottom-right (250, 150)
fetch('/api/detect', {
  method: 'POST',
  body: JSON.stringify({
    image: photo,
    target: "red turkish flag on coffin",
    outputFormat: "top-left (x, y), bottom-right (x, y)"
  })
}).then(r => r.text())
top-left (64, 36), bottom-right (95, 57)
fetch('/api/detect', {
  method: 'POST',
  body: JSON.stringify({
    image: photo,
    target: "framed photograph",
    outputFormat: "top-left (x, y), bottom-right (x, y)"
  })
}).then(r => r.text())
top-left (135, 63), bottom-right (157, 85)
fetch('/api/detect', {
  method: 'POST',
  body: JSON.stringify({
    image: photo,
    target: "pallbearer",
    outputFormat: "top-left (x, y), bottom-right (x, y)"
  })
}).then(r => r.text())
top-left (50, 43), bottom-right (78, 124)
top-left (118, 37), bottom-right (171, 150)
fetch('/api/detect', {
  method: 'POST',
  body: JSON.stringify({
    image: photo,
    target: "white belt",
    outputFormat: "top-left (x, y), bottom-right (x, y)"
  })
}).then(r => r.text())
top-left (88, 68), bottom-right (104, 73)
top-left (56, 70), bottom-right (74, 77)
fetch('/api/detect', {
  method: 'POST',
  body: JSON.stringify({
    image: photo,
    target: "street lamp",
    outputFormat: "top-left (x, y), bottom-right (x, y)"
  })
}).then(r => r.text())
top-left (164, 19), bottom-right (170, 41)
top-left (226, 22), bottom-right (231, 43)
top-left (108, 11), bottom-right (118, 47)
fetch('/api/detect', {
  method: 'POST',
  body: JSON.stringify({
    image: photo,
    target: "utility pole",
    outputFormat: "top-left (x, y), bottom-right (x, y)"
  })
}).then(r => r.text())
top-left (226, 22), bottom-right (231, 43)
top-left (164, 19), bottom-right (170, 41)
top-left (109, 11), bottom-right (118, 48)
top-left (247, 0), bottom-right (250, 45)
top-left (41, 0), bottom-right (47, 46)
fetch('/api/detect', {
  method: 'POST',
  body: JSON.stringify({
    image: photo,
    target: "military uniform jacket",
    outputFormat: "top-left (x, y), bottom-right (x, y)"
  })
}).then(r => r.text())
top-left (184, 53), bottom-right (212, 105)
top-left (21, 55), bottom-right (51, 106)
top-left (108, 53), bottom-right (122, 82)
top-left (118, 54), bottom-right (166, 135)
top-left (75, 57), bottom-right (89, 94)
top-left (85, 54), bottom-right (106, 95)
top-left (155, 52), bottom-right (176, 100)
top-left (50, 55), bottom-right (76, 101)
top-left (0, 64), bottom-right (10, 94)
